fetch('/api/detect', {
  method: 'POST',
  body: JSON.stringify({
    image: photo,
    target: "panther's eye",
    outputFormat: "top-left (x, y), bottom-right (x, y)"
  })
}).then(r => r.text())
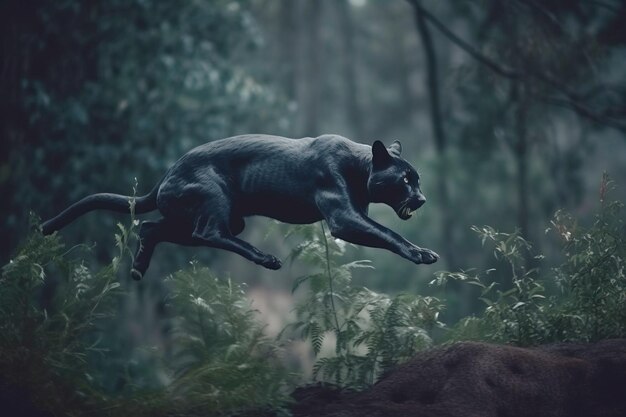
top-left (403, 176), bottom-right (409, 184)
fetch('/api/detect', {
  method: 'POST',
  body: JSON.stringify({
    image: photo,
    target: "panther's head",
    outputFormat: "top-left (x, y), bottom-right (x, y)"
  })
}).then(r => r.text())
top-left (367, 140), bottom-right (426, 220)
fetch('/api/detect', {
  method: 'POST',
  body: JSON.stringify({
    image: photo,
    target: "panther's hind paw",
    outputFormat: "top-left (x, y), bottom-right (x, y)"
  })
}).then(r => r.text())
top-left (131, 268), bottom-right (143, 281)
top-left (258, 254), bottom-right (283, 270)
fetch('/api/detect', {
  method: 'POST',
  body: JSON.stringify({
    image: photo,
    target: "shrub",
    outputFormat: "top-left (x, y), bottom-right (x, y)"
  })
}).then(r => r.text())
top-left (0, 215), bottom-right (124, 415)
top-left (436, 174), bottom-right (626, 346)
top-left (549, 174), bottom-right (626, 341)
top-left (282, 224), bottom-right (445, 389)
top-left (162, 262), bottom-right (294, 416)
top-left (0, 215), bottom-right (293, 416)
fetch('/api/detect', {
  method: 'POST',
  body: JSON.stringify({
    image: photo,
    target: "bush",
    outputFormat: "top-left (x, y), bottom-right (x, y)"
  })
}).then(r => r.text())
top-left (436, 175), bottom-right (626, 346)
top-left (0, 216), bottom-right (125, 415)
top-left (282, 224), bottom-right (445, 389)
top-left (549, 175), bottom-right (626, 341)
top-left (0, 216), bottom-right (293, 416)
top-left (162, 263), bottom-right (294, 416)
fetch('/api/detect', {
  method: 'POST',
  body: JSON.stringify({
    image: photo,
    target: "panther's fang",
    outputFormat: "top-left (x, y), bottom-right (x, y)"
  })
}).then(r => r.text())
top-left (400, 206), bottom-right (412, 219)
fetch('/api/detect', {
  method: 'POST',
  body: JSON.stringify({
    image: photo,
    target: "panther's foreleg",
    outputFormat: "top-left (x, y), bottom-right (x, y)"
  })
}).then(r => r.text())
top-left (328, 215), bottom-right (438, 265)
top-left (316, 190), bottom-right (439, 265)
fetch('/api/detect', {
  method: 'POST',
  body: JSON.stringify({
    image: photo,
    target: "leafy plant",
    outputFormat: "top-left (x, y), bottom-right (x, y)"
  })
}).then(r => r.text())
top-left (0, 215), bottom-right (125, 415)
top-left (433, 226), bottom-right (549, 346)
top-left (162, 262), bottom-right (294, 416)
top-left (548, 173), bottom-right (626, 342)
top-left (283, 223), bottom-right (445, 389)
top-left (436, 174), bottom-right (626, 346)
top-left (1, 188), bottom-right (294, 416)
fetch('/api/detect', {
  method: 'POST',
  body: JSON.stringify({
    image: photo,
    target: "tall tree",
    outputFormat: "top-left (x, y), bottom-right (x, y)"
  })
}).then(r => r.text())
top-left (0, 0), bottom-right (283, 264)
top-left (407, 0), bottom-right (626, 250)
top-left (409, 0), bottom-right (457, 269)
top-left (301, 0), bottom-right (322, 136)
top-left (278, 0), bottom-right (298, 102)
top-left (337, 0), bottom-right (363, 138)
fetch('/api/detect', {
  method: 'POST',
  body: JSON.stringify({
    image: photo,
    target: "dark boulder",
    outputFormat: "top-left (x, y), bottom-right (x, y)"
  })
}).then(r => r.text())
top-left (289, 339), bottom-right (626, 417)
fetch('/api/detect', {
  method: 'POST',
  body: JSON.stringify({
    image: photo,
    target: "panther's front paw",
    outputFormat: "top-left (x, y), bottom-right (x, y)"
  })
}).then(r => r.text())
top-left (258, 254), bottom-right (283, 270)
top-left (418, 248), bottom-right (439, 264)
top-left (408, 246), bottom-right (439, 265)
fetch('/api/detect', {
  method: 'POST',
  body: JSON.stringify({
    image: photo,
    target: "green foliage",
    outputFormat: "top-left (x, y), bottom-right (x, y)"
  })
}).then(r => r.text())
top-left (0, 215), bottom-right (293, 416)
top-left (436, 178), bottom-right (626, 346)
top-left (283, 223), bottom-right (445, 389)
top-left (163, 262), bottom-right (294, 416)
top-left (284, 178), bottom-right (625, 392)
top-left (2, 179), bottom-right (624, 413)
top-left (433, 226), bottom-right (549, 346)
top-left (0, 216), bottom-right (124, 415)
top-left (548, 174), bottom-right (626, 341)
top-left (3, 0), bottom-right (289, 266)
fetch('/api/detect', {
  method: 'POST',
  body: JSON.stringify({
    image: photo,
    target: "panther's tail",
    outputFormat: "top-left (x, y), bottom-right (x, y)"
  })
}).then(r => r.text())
top-left (42, 184), bottom-right (160, 235)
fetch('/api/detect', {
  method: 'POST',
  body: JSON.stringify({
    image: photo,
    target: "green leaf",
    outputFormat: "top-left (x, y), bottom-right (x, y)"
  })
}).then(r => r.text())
top-left (291, 275), bottom-right (311, 293)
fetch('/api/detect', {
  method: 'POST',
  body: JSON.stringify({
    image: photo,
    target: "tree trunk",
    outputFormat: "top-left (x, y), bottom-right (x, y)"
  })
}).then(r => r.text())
top-left (279, 0), bottom-right (298, 102)
top-left (513, 84), bottom-right (530, 243)
top-left (0, 1), bottom-right (32, 264)
top-left (509, 81), bottom-right (533, 270)
top-left (337, 0), bottom-right (363, 138)
top-left (515, 112), bottom-right (529, 243)
top-left (301, 0), bottom-right (322, 137)
top-left (411, 1), bottom-right (457, 269)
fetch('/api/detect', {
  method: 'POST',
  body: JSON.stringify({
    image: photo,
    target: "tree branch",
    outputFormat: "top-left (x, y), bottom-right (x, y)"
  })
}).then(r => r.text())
top-left (411, 0), bottom-right (457, 268)
top-left (588, 0), bottom-right (621, 14)
top-left (540, 95), bottom-right (626, 132)
top-left (412, 0), bottom-right (447, 151)
top-left (407, 0), bottom-right (520, 79)
top-left (406, 0), bottom-right (626, 133)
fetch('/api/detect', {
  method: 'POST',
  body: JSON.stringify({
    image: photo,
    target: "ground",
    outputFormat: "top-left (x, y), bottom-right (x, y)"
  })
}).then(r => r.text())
top-left (4, 339), bottom-right (626, 416)
top-left (273, 339), bottom-right (626, 417)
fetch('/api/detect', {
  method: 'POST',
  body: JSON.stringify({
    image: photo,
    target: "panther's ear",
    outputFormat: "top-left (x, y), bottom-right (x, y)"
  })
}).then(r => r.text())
top-left (372, 140), bottom-right (392, 170)
top-left (388, 140), bottom-right (402, 156)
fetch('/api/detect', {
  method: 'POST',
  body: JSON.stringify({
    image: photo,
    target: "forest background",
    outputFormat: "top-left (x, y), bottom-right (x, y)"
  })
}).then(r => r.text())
top-left (1, 0), bottom-right (626, 413)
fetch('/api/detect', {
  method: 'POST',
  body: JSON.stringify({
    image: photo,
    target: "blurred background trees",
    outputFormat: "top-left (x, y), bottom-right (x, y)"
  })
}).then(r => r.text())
top-left (2, 2), bottom-right (626, 414)
top-left (1, 0), bottom-right (288, 268)
top-left (2, 0), bottom-right (625, 326)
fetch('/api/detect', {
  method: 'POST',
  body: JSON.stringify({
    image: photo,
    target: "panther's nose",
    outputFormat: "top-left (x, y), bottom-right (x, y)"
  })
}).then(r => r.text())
top-left (416, 196), bottom-right (426, 209)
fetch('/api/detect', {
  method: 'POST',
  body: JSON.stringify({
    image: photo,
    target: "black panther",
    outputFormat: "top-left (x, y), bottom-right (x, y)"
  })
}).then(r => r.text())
top-left (42, 134), bottom-right (439, 279)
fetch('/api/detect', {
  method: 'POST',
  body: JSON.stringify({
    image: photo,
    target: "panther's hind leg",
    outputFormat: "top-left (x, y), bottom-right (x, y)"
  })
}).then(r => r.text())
top-left (191, 202), bottom-right (282, 270)
top-left (131, 219), bottom-right (176, 280)
top-left (147, 181), bottom-right (280, 271)
top-left (229, 216), bottom-right (245, 236)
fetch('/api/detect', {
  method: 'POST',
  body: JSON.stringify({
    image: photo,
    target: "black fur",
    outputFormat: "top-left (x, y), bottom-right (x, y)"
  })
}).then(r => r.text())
top-left (42, 134), bottom-right (439, 279)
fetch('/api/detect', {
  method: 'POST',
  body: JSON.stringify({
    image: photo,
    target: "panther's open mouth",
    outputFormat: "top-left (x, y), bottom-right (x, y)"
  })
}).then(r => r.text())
top-left (398, 205), bottom-right (417, 220)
